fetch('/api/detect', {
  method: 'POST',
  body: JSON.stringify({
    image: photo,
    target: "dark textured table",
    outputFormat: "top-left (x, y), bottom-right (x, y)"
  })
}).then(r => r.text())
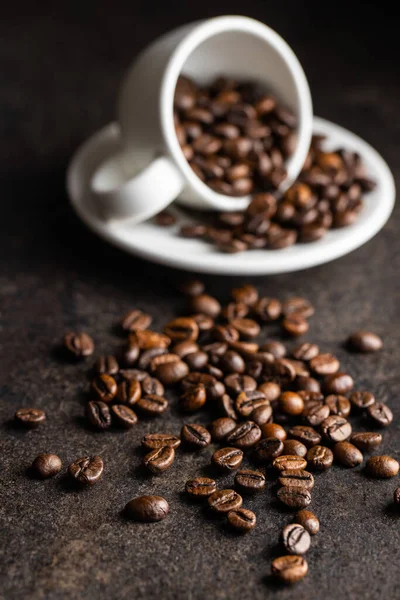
top-left (1, 2), bottom-right (399, 599)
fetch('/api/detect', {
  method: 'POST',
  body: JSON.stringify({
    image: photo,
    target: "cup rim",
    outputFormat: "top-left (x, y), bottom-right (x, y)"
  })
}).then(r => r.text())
top-left (160, 15), bottom-right (313, 211)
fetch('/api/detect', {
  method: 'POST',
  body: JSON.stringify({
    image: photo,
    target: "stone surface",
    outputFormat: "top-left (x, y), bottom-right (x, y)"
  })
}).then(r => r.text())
top-left (0, 2), bottom-right (399, 599)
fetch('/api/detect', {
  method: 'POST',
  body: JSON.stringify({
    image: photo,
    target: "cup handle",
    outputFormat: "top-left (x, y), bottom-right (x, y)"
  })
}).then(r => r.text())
top-left (90, 152), bottom-right (185, 222)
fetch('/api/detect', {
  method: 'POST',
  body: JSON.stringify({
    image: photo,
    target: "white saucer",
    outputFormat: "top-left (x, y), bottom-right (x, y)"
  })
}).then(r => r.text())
top-left (67, 118), bottom-right (395, 275)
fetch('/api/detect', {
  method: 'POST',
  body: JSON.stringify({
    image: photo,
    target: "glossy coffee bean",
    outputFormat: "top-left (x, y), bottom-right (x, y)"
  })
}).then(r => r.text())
top-left (111, 404), bottom-right (137, 428)
top-left (180, 424), bottom-right (211, 449)
top-left (235, 390), bottom-right (268, 417)
top-left (186, 477), bottom-right (217, 498)
top-left (348, 331), bottom-right (383, 353)
top-left (282, 440), bottom-right (308, 458)
top-left (295, 509), bottom-right (320, 535)
top-left (64, 332), bottom-right (94, 358)
top-left (143, 446), bottom-right (175, 474)
top-left (334, 442), bottom-right (363, 467)
top-left (261, 422), bottom-right (287, 441)
top-left (350, 431), bottom-right (382, 452)
top-left (219, 350), bottom-right (245, 374)
top-left (208, 489), bottom-right (243, 513)
top-left (141, 376), bottom-right (164, 396)
top-left (231, 284), bottom-right (258, 305)
top-left (91, 374), bottom-right (117, 403)
top-left (282, 297), bottom-right (314, 318)
top-left (31, 454), bottom-right (62, 478)
top-left (155, 359), bottom-right (189, 386)
top-left (324, 372), bottom-right (354, 395)
top-left (292, 343), bottom-right (319, 361)
top-left (349, 391), bottom-right (375, 410)
top-left (273, 455), bottom-right (307, 472)
top-left (212, 447), bottom-right (244, 471)
top-left (131, 330), bottom-right (171, 350)
top-left (282, 523), bottom-right (311, 554)
top-left (230, 318), bottom-right (260, 339)
top-left (366, 455), bottom-right (399, 478)
top-left (367, 402), bottom-right (393, 427)
top-left (325, 394), bottom-right (351, 417)
top-left (253, 298), bottom-right (282, 322)
top-left (164, 317), bottom-right (199, 342)
top-left (234, 469), bottom-right (266, 494)
top-left (190, 294), bottom-right (221, 318)
top-left (296, 377), bottom-right (321, 393)
top-left (258, 382), bottom-right (281, 402)
top-left (281, 314), bottom-right (309, 337)
top-left (279, 392), bottom-right (304, 416)
top-left (136, 395), bottom-right (168, 416)
top-left (253, 437), bottom-right (284, 463)
top-left (306, 445), bottom-right (334, 471)
top-left (288, 426), bottom-right (321, 447)
top-left (179, 279), bottom-right (205, 297)
top-left (272, 555), bottom-right (308, 584)
top-left (125, 495), bottom-right (169, 522)
top-left (310, 353), bottom-right (339, 375)
top-left (224, 374), bottom-right (257, 395)
top-left (117, 379), bottom-right (141, 405)
top-left (208, 417), bottom-right (237, 441)
top-left (303, 403), bottom-right (330, 427)
top-left (227, 508), bottom-right (256, 532)
top-left (142, 433), bottom-right (181, 450)
top-left (321, 416), bottom-right (352, 442)
top-left (93, 355), bottom-right (119, 375)
top-left (15, 407), bottom-right (46, 428)
top-left (278, 469), bottom-right (314, 490)
top-left (119, 369), bottom-right (148, 382)
top-left (226, 421), bottom-right (262, 449)
top-left (86, 401), bottom-right (111, 431)
top-left (260, 341), bottom-right (286, 359)
top-left (121, 310), bottom-right (152, 332)
top-left (68, 456), bottom-right (104, 486)
top-left (251, 403), bottom-right (273, 426)
top-left (180, 384), bottom-right (207, 412)
top-left (277, 486), bottom-right (311, 509)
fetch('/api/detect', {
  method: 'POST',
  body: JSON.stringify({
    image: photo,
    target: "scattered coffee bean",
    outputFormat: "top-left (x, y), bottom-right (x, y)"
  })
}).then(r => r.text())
top-left (111, 404), bottom-right (137, 428)
top-left (277, 486), bottom-right (311, 509)
top-left (325, 394), bottom-right (351, 417)
top-left (86, 400), bottom-right (112, 431)
top-left (64, 332), bottom-right (94, 358)
top-left (136, 395), bottom-right (168, 416)
top-left (180, 384), bottom-right (207, 412)
top-left (31, 453), bottom-right (62, 478)
top-left (261, 422), bottom-right (287, 441)
top-left (179, 279), bottom-right (205, 297)
top-left (15, 407), bottom-right (46, 428)
top-left (282, 440), bottom-right (308, 458)
top-left (93, 355), bottom-right (119, 375)
top-left (367, 402), bottom-right (393, 427)
top-left (292, 343), bottom-right (319, 361)
top-left (153, 210), bottom-right (176, 226)
top-left (306, 445), bottom-right (334, 471)
top-left (295, 509), bottom-right (319, 535)
top-left (212, 447), bottom-right (244, 471)
top-left (349, 391), bottom-right (375, 410)
top-left (117, 379), bottom-right (141, 405)
top-left (191, 294), bottom-right (221, 318)
top-left (324, 372), bottom-right (354, 395)
top-left (278, 469), bottom-right (314, 490)
top-left (366, 455), bottom-right (399, 478)
top-left (282, 523), bottom-right (311, 554)
top-left (208, 489), bottom-right (243, 513)
top-left (350, 431), bottom-right (382, 452)
top-left (253, 437), bottom-right (284, 462)
top-left (91, 374), bottom-right (117, 403)
top-left (273, 455), bottom-right (307, 472)
top-left (279, 391), bottom-right (304, 416)
top-left (208, 417), bottom-right (237, 441)
top-left (281, 314), bottom-right (309, 337)
top-left (143, 446), bottom-right (175, 474)
top-left (227, 508), bottom-right (256, 532)
top-left (348, 331), bottom-right (383, 353)
top-left (310, 353), bottom-right (340, 376)
top-left (271, 555), bottom-right (308, 584)
top-left (141, 376), bottom-right (164, 396)
top-left (321, 416), bottom-right (352, 442)
top-left (234, 469), bottom-right (266, 493)
top-left (142, 433), bottom-right (181, 450)
top-left (288, 426), bottom-right (321, 447)
top-left (258, 382), bottom-right (281, 402)
top-left (68, 456), bottom-right (104, 486)
top-left (186, 477), bottom-right (217, 498)
top-left (235, 390), bottom-right (268, 417)
top-left (125, 495), bottom-right (169, 522)
top-left (121, 310), bottom-right (152, 332)
top-left (334, 441), bottom-right (363, 467)
top-left (303, 403), bottom-right (330, 426)
top-left (180, 423), bottom-right (211, 449)
top-left (226, 421), bottom-right (262, 449)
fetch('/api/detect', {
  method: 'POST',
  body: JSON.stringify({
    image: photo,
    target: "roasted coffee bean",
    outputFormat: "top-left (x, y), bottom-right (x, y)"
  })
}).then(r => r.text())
top-left (142, 433), bottom-right (181, 450)
top-left (212, 447), bottom-right (244, 471)
top-left (181, 372), bottom-right (225, 400)
top-left (86, 401), bottom-right (111, 431)
top-left (235, 390), bottom-right (267, 417)
top-left (155, 359), bottom-right (189, 386)
top-left (231, 284), bottom-right (258, 305)
top-left (191, 294), bottom-right (221, 318)
top-left (117, 379), bottom-right (141, 405)
top-left (282, 523), bottom-right (311, 554)
top-left (296, 377), bottom-right (321, 393)
top-left (138, 347), bottom-right (167, 370)
top-left (15, 407), bottom-right (46, 428)
top-left (253, 437), bottom-right (284, 462)
top-left (143, 446), bottom-right (175, 474)
top-left (394, 488), bottom-right (400, 506)
top-left (121, 310), bottom-right (152, 332)
top-left (125, 495), bottom-right (169, 522)
top-left (278, 392), bottom-right (304, 416)
top-left (366, 455), bottom-right (399, 478)
top-left (136, 395), bottom-right (168, 416)
top-left (131, 330), bottom-right (171, 350)
top-left (186, 477), bottom-right (217, 498)
top-left (91, 374), bottom-right (117, 403)
top-left (349, 391), bottom-right (375, 410)
top-left (209, 417), bottom-right (237, 441)
top-left (122, 340), bottom-right (140, 366)
top-left (288, 426), bottom-right (321, 447)
top-left (334, 441), bottom-right (363, 467)
top-left (180, 423), bottom-right (211, 449)
top-left (282, 297), bottom-right (314, 318)
top-left (282, 440), bottom-right (308, 458)
top-left (230, 318), bottom-right (260, 339)
top-left (94, 355), bottom-right (119, 375)
top-left (219, 394), bottom-right (238, 420)
top-left (31, 454), bottom-right (62, 478)
top-left (306, 445), bottom-right (333, 471)
top-left (350, 431), bottom-right (382, 452)
top-left (164, 317), bottom-right (199, 342)
top-left (295, 509), bottom-right (319, 535)
top-left (324, 372), bottom-right (354, 394)
top-left (263, 358), bottom-right (296, 386)
top-left (253, 298), bottom-right (282, 322)
top-left (272, 555), bottom-right (308, 584)
top-left (258, 382), bottom-right (281, 402)
top-left (111, 404), bottom-right (137, 428)
top-left (202, 341), bottom-right (228, 357)
top-left (227, 508), bottom-right (256, 532)
top-left (273, 455), bottom-right (307, 472)
top-left (235, 469), bottom-right (266, 493)
top-left (292, 343), bottom-right (319, 361)
top-left (261, 422), bottom-right (287, 441)
top-left (68, 456), bottom-right (103, 486)
top-left (325, 394), bottom-right (351, 417)
top-left (367, 402), bottom-right (393, 427)
top-left (208, 489), bottom-right (243, 513)
top-left (278, 469), bottom-right (314, 490)
top-left (226, 421), bottom-right (262, 449)
top-left (64, 332), bottom-right (94, 358)
top-left (310, 353), bottom-right (340, 376)
top-left (141, 376), bottom-right (164, 396)
top-left (251, 403), bottom-right (273, 426)
top-left (120, 368), bottom-right (148, 382)
top-left (321, 416), bottom-right (352, 442)
top-left (277, 486), bottom-right (311, 509)
top-left (285, 359), bottom-right (309, 378)
top-left (174, 75), bottom-right (197, 110)
top-left (219, 350), bottom-right (245, 374)
top-left (212, 324), bottom-right (240, 343)
top-left (259, 341), bottom-right (286, 360)
top-left (180, 384), bottom-right (207, 412)
top-left (222, 302), bottom-right (249, 321)
top-left (179, 279), bottom-right (205, 297)
top-left (224, 374), bottom-right (257, 395)
top-left (172, 340), bottom-right (199, 358)
top-left (303, 403), bottom-right (330, 426)
top-left (348, 330), bottom-right (383, 353)
top-left (281, 314), bottom-right (309, 337)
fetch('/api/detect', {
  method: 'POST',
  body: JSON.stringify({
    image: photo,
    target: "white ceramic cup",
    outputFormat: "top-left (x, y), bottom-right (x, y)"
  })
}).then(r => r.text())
top-left (91, 15), bottom-right (313, 222)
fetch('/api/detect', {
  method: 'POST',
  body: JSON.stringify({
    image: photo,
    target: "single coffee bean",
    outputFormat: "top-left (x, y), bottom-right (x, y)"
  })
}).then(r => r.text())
top-left (222, 301), bottom-right (249, 321)
top-left (164, 317), bottom-right (199, 342)
top-left (142, 433), bottom-right (181, 450)
top-left (251, 403), bottom-right (273, 426)
top-left (224, 374), bottom-right (257, 395)
top-left (218, 394), bottom-right (238, 420)
top-left (273, 455), bottom-right (307, 472)
top-left (334, 441), bottom-right (363, 467)
top-left (230, 318), bottom-right (260, 339)
top-left (282, 297), bottom-right (314, 318)
top-left (91, 374), bottom-right (117, 403)
top-left (122, 340), bottom-right (140, 366)
top-left (324, 372), bottom-right (354, 394)
top-left (141, 376), bottom-right (164, 397)
top-left (231, 284), bottom-right (259, 305)
top-left (208, 417), bottom-right (237, 441)
top-left (292, 343), bottom-right (319, 361)
top-left (180, 384), bottom-right (207, 412)
top-left (282, 440), bottom-right (308, 458)
top-left (212, 447), bottom-right (244, 471)
top-left (367, 402), bottom-right (393, 427)
top-left (15, 407), bottom-right (46, 428)
top-left (68, 456), bottom-right (104, 486)
top-left (260, 340), bottom-right (287, 359)
top-left (350, 391), bottom-right (375, 410)
top-left (186, 477), bottom-right (217, 498)
top-left (143, 446), bottom-right (175, 474)
top-left (179, 279), bottom-right (205, 297)
top-left (272, 555), bottom-right (308, 584)
top-left (350, 431), bottom-right (382, 452)
top-left (121, 310), bottom-right (152, 332)
top-left (155, 359), bottom-right (189, 386)
top-left (277, 486), bottom-right (311, 509)
top-left (235, 469), bottom-right (266, 493)
top-left (191, 294), bottom-right (221, 318)
top-left (253, 298), bottom-right (282, 322)
top-left (181, 372), bottom-right (225, 400)
top-left (366, 455), bottom-right (399, 478)
top-left (310, 353), bottom-right (340, 375)
top-left (306, 445), bottom-right (334, 471)
top-left (278, 469), bottom-right (314, 490)
top-left (258, 382), bottom-right (281, 402)
top-left (393, 488), bottom-right (400, 506)
top-left (64, 332), bottom-right (94, 358)
top-left (235, 390), bottom-right (268, 417)
top-left (253, 437), bottom-right (284, 463)
top-left (212, 324), bottom-right (240, 344)
top-left (288, 426), bottom-right (321, 447)
top-left (131, 330), bottom-right (171, 350)
top-left (281, 314), bottom-right (309, 337)
top-left (31, 453), bottom-right (62, 478)
top-left (227, 508), bottom-right (256, 532)
top-left (348, 330), bottom-right (383, 353)
top-left (136, 395), bottom-right (168, 416)
top-left (261, 422), bottom-right (287, 441)
top-left (325, 394), bottom-right (351, 417)
top-left (208, 489), bottom-right (243, 513)
top-left (219, 350), bottom-right (245, 374)
top-left (282, 523), bottom-right (311, 554)
top-left (295, 509), bottom-right (319, 535)
top-left (285, 359), bottom-right (309, 378)
top-left (180, 424), bottom-right (211, 449)
top-left (93, 355), bottom-right (119, 375)
top-left (111, 404), bottom-right (137, 428)
top-left (321, 416), bottom-right (352, 442)
top-left (296, 377), bottom-right (321, 393)
top-left (119, 369), bottom-right (148, 382)
top-left (226, 421), bottom-right (262, 449)
top-left (86, 400), bottom-right (112, 431)
top-left (117, 379), bottom-right (141, 405)
top-left (303, 403), bottom-right (330, 426)
top-left (279, 392), bottom-right (304, 416)
top-left (172, 340), bottom-right (199, 359)
top-left (125, 495), bottom-right (169, 522)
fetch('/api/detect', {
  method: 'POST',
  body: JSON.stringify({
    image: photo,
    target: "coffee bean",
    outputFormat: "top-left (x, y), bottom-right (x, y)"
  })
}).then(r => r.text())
top-left (117, 379), bottom-right (141, 405)
top-left (286, 359), bottom-right (309, 378)
top-left (235, 469), bottom-right (266, 493)
top-left (212, 324), bottom-right (240, 344)
top-left (235, 390), bottom-right (268, 417)
top-left (253, 298), bottom-right (282, 322)
top-left (64, 332), bottom-right (94, 358)
top-left (350, 431), bottom-right (382, 452)
top-left (303, 403), bottom-right (330, 426)
top-left (273, 455), bottom-right (307, 472)
top-left (292, 343), bottom-right (319, 361)
top-left (282, 297), bottom-right (314, 318)
top-left (349, 391), bottom-right (375, 410)
top-left (180, 384), bottom-right (207, 412)
top-left (282, 440), bottom-right (308, 458)
top-left (172, 340), bottom-right (199, 359)
top-left (164, 317), bottom-right (199, 342)
top-left (15, 407), bottom-right (46, 428)
top-left (121, 310), bottom-right (152, 332)
top-left (229, 318), bottom-right (260, 339)
top-left (190, 294), bottom-right (221, 318)
top-left (179, 279), bottom-right (205, 297)
top-left (86, 401), bottom-right (111, 431)
top-left (324, 372), bottom-right (354, 395)
top-left (366, 455), bottom-right (399, 478)
top-left (227, 508), bottom-right (256, 532)
top-left (325, 394), bottom-right (351, 417)
top-left (258, 382), bottom-right (281, 402)
top-left (226, 421), bottom-right (262, 449)
top-left (212, 447), bottom-right (244, 471)
top-left (141, 376), bottom-right (164, 397)
top-left (208, 417), bottom-right (237, 441)
top-left (295, 509), bottom-right (319, 535)
top-left (186, 477), bottom-right (217, 498)
top-left (131, 330), bottom-right (171, 350)
top-left (306, 445), bottom-right (334, 471)
top-left (125, 495), bottom-right (169, 522)
top-left (122, 340), bottom-right (140, 366)
top-left (94, 355), bottom-right (119, 375)
top-left (180, 424), bottom-right (211, 449)
top-left (68, 456), bottom-right (103, 486)
top-left (278, 392), bottom-right (304, 416)
top-left (278, 469), bottom-right (314, 490)
top-left (288, 426), bottom-right (321, 447)
top-left (144, 446), bottom-right (175, 474)
top-left (367, 402), bottom-right (393, 427)
top-left (231, 284), bottom-right (258, 305)
top-left (261, 422), bottom-right (287, 441)
top-left (142, 433), bottom-right (181, 450)
top-left (224, 374), bottom-right (257, 395)
top-left (251, 403), bottom-right (273, 426)
top-left (155, 358), bottom-right (189, 386)
top-left (253, 437), bottom-right (284, 462)
top-left (219, 350), bottom-right (245, 374)
top-left (296, 377), bottom-right (321, 393)
top-left (277, 486), bottom-right (311, 509)
top-left (208, 489), bottom-right (243, 513)
top-left (31, 454), bottom-right (62, 478)
top-left (310, 353), bottom-right (340, 375)
top-left (321, 416), bottom-right (352, 442)
top-left (120, 369), bottom-right (148, 382)
top-left (394, 488), bottom-right (400, 506)
top-left (334, 441), bottom-right (363, 467)
top-left (282, 523), bottom-right (311, 554)
top-left (348, 331), bottom-right (383, 353)
top-left (136, 395), bottom-right (168, 416)
top-left (218, 394), bottom-right (238, 420)
top-left (281, 314), bottom-right (309, 337)
top-left (111, 404), bottom-right (137, 428)
top-left (182, 372), bottom-right (225, 400)
top-left (222, 301), bottom-right (249, 320)
top-left (91, 374), bottom-right (117, 403)
top-left (272, 555), bottom-right (308, 584)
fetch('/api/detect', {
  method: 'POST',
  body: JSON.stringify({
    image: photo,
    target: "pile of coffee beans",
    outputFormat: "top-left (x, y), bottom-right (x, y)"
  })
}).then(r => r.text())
top-left (18, 282), bottom-right (398, 586)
